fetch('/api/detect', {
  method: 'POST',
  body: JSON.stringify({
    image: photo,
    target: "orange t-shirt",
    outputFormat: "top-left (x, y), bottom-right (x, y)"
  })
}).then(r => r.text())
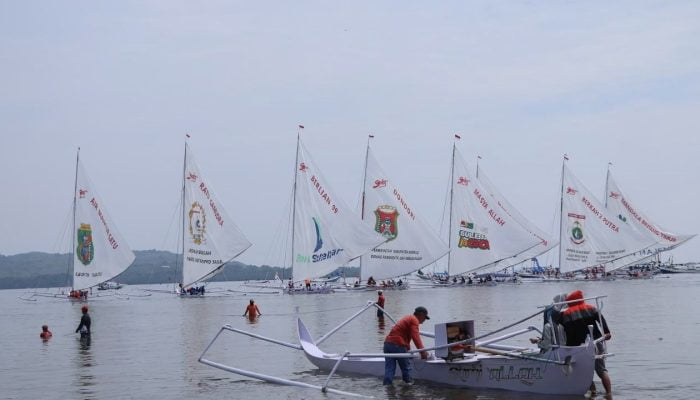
top-left (385, 315), bottom-right (424, 350)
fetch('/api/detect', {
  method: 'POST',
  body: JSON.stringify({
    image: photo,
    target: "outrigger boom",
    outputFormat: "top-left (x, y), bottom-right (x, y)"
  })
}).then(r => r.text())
top-left (199, 299), bottom-right (608, 397)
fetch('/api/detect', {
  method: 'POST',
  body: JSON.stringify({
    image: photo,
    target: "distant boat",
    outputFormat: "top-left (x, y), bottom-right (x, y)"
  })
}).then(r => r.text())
top-left (176, 141), bottom-right (252, 296)
top-left (600, 166), bottom-right (696, 273)
top-left (69, 149), bottom-right (135, 295)
top-left (359, 137), bottom-right (449, 282)
top-left (286, 129), bottom-right (384, 292)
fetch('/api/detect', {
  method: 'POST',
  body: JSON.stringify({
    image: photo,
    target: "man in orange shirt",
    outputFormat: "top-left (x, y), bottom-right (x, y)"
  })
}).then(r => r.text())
top-left (383, 306), bottom-right (430, 385)
top-left (243, 299), bottom-right (261, 321)
top-left (40, 325), bottom-right (52, 340)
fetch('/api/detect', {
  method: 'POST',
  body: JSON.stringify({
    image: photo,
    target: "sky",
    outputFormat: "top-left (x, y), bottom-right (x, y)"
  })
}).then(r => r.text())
top-left (2, 1), bottom-right (699, 267)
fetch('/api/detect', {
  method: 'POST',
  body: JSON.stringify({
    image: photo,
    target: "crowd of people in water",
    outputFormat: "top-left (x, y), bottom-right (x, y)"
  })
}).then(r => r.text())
top-left (178, 283), bottom-right (205, 296)
top-left (68, 289), bottom-right (89, 299)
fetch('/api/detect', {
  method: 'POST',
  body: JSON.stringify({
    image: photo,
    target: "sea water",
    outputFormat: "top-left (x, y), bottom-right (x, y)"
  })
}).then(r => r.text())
top-left (1, 274), bottom-right (698, 400)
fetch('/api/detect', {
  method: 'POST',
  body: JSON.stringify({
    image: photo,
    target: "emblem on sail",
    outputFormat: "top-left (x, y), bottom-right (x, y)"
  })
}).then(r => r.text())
top-left (312, 217), bottom-right (324, 252)
top-left (188, 202), bottom-right (206, 245)
top-left (568, 213), bottom-right (585, 245)
top-left (457, 220), bottom-right (490, 250)
top-left (76, 223), bottom-right (95, 265)
top-left (374, 205), bottom-right (398, 241)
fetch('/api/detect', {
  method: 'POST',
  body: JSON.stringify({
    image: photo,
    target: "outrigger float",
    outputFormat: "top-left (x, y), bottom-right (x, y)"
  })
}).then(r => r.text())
top-left (199, 296), bottom-right (611, 397)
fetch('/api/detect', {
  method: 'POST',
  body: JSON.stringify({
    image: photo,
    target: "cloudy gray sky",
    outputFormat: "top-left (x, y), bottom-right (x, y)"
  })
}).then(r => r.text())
top-left (2, 1), bottom-right (699, 267)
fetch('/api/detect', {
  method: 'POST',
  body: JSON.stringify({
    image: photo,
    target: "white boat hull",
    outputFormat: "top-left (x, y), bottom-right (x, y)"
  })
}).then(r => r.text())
top-left (297, 319), bottom-right (595, 395)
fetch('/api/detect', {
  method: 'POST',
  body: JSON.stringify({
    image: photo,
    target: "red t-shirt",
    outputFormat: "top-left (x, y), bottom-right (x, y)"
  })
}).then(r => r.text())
top-left (385, 315), bottom-right (424, 350)
top-left (40, 331), bottom-right (52, 339)
top-left (377, 295), bottom-right (385, 308)
top-left (246, 304), bottom-right (260, 317)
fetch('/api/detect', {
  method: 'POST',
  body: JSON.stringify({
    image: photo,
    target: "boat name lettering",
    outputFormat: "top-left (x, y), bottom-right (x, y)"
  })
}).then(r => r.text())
top-left (311, 175), bottom-right (339, 214)
top-left (198, 182), bottom-right (224, 227)
top-left (473, 189), bottom-right (505, 226)
top-left (488, 365), bottom-right (544, 381)
top-left (619, 197), bottom-right (677, 242)
top-left (581, 197), bottom-right (619, 233)
top-left (448, 365), bottom-right (483, 381)
top-left (89, 198), bottom-right (120, 250)
top-left (473, 188), bottom-right (489, 209)
top-left (392, 189), bottom-right (415, 220)
top-left (296, 248), bottom-right (344, 263)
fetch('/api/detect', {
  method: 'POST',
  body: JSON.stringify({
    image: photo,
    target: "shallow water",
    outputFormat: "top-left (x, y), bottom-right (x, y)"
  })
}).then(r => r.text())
top-left (1, 274), bottom-right (699, 400)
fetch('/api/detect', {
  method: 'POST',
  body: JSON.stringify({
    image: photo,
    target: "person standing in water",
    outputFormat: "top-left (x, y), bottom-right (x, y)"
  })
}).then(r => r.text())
top-left (383, 306), bottom-right (430, 385)
top-left (40, 325), bottom-right (52, 340)
top-left (243, 299), bottom-right (261, 320)
top-left (76, 305), bottom-right (91, 337)
top-left (376, 291), bottom-right (386, 318)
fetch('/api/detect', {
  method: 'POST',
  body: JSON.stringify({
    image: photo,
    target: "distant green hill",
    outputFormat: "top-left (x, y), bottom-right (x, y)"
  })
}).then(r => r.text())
top-left (0, 250), bottom-right (358, 289)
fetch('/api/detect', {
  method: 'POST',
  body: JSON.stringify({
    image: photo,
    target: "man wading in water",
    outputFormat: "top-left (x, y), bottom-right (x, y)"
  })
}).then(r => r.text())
top-left (76, 305), bottom-right (91, 338)
top-left (382, 306), bottom-right (430, 385)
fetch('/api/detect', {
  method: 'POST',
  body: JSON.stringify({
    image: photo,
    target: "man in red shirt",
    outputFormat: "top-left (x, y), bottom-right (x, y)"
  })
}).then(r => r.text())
top-left (383, 306), bottom-right (430, 385)
top-left (376, 291), bottom-right (385, 318)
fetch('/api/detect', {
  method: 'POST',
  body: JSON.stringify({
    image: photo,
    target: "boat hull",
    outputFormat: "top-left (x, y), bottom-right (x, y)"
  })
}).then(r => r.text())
top-left (298, 319), bottom-right (595, 395)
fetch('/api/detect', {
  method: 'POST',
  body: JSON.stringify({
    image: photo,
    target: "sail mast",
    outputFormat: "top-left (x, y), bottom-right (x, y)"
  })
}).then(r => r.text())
top-left (604, 162), bottom-right (612, 208)
top-left (447, 135), bottom-right (459, 275)
top-left (71, 147), bottom-right (80, 290)
top-left (359, 134), bottom-right (372, 272)
top-left (558, 155), bottom-right (567, 273)
top-left (290, 125), bottom-right (303, 279)
top-left (180, 138), bottom-right (188, 286)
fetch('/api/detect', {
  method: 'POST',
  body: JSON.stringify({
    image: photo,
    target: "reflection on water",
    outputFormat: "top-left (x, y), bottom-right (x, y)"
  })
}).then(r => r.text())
top-left (75, 335), bottom-right (95, 399)
top-left (377, 315), bottom-right (386, 331)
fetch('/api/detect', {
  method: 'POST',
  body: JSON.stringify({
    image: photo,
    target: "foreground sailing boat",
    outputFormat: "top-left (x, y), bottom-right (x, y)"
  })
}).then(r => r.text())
top-left (177, 141), bottom-right (251, 294)
top-left (557, 160), bottom-right (658, 274)
top-left (288, 130), bottom-right (385, 290)
top-left (359, 138), bottom-right (449, 282)
top-left (70, 149), bottom-right (135, 295)
top-left (600, 167), bottom-right (695, 272)
top-left (446, 139), bottom-right (554, 277)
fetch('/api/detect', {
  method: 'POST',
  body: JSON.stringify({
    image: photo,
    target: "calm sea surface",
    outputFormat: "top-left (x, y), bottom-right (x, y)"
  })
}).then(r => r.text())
top-left (1, 274), bottom-right (698, 400)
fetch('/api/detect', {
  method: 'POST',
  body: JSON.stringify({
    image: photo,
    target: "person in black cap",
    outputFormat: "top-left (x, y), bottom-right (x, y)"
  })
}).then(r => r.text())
top-left (382, 306), bottom-right (430, 385)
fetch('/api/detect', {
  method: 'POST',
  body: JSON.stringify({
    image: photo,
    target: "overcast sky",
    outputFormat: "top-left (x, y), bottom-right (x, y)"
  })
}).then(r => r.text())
top-left (2, 1), bottom-right (699, 267)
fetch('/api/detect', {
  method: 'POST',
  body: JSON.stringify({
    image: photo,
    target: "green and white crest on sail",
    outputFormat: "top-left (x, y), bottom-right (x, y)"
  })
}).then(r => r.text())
top-left (76, 223), bottom-right (95, 265)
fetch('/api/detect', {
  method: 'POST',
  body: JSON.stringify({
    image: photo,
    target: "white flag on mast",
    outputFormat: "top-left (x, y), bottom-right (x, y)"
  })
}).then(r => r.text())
top-left (559, 165), bottom-right (657, 273)
top-left (293, 139), bottom-right (385, 281)
top-left (73, 159), bottom-right (135, 290)
top-left (360, 147), bottom-right (449, 280)
top-left (182, 145), bottom-right (251, 287)
top-left (449, 148), bottom-right (543, 275)
top-left (602, 172), bottom-right (695, 271)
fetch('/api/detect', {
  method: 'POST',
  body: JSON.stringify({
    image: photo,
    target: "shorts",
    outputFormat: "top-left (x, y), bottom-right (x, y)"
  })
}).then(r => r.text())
top-left (595, 341), bottom-right (608, 375)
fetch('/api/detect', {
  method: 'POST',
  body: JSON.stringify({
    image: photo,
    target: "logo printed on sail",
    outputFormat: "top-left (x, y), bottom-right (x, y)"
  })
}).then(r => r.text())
top-left (457, 176), bottom-right (469, 186)
top-left (299, 162), bottom-right (308, 172)
top-left (186, 172), bottom-right (198, 182)
top-left (296, 217), bottom-right (343, 264)
top-left (373, 179), bottom-right (387, 189)
top-left (457, 220), bottom-right (490, 250)
top-left (76, 223), bottom-right (95, 265)
top-left (568, 213), bottom-right (585, 245)
top-left (188, 202), bottom-right (206, 245)
top-left (609, 191), bottom-right (620, 199)
top-left (374, 205), bottom-right (398, 241)
top-left (566, 187), bottom-right (578, 195)
top-left (79, 189), bottom-right (88, 198)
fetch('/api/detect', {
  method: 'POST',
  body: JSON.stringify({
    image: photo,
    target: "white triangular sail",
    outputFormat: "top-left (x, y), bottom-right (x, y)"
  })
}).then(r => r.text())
top-left (181, 144), bottom-right (251, 287)
top-left (73, 158), bottom-right (135, 290)
top-left (558, 164), bottom-right (657, 273)
top-left (476, 167), bottom-right (558, 271)
top-left (601, 171), bottom-right (695, 271)
top-left (360, 146), bottom-right (449, 280)
top-left (292, 139), bottom-right (385, 281)
top-left (448, 147), bottom-right (544, 275)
